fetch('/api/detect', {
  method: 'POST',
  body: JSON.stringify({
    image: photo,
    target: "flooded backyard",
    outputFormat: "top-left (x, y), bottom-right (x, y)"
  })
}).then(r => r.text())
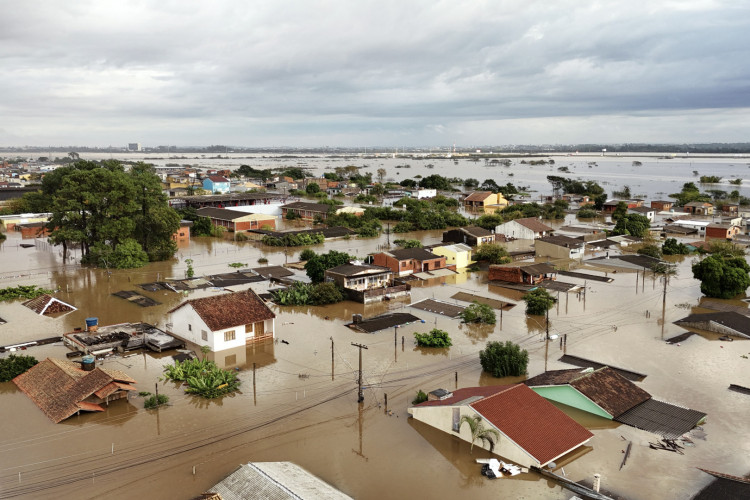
top-left (1, 161), bottom-right (750, 498)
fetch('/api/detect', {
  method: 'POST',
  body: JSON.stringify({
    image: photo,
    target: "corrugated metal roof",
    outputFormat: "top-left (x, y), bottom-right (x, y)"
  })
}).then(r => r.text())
top-left (413, 268), bottom-right (457, 279)
top-left (409, 299), bottom-right (465, 318)
top-left (614, 398), bottom-right (707, 439)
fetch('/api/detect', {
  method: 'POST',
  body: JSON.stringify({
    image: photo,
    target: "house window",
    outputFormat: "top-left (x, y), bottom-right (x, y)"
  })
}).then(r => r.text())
top-left (201, 330), bottom-right (208, 341)
top-left (188, 324), bottom-right (192, 331)
top-left (452, 408), bottom-right (460, 432)
top-left (224, 354), bottom-right (237, 366)
top-left (244, 324), bottom-right (253, 334)
top-left (224, 330), bottom-right (236, 342)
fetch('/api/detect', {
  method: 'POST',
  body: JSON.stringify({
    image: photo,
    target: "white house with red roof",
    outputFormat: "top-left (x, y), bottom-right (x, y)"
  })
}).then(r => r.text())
top-left (167, 290), bottom-right (275, 352)
top-left (408, 384), bottom-right (593, 468)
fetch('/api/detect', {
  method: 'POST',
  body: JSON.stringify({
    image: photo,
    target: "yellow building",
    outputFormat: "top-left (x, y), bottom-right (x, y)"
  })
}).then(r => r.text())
top-left (431, 243), bottom-right (472, 269)
top-left (463, 191), bottom-right (508, 213)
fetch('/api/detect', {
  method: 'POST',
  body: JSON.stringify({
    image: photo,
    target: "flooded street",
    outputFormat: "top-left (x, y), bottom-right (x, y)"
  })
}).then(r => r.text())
top-left (2, 187), bottom-right (750, 498)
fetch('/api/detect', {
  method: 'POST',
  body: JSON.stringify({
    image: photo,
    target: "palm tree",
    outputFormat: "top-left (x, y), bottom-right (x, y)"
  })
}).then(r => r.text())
top-left (460, 415), bottom-right (500, 453)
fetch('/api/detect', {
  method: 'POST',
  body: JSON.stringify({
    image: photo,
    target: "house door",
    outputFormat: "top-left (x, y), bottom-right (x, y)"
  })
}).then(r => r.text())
top-left (255, 321), bottom-right (264, 336)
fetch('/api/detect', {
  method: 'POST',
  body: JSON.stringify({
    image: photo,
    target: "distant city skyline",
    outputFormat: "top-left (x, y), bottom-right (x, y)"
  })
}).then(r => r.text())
top-left (1, 1), bottom-right (749, 147)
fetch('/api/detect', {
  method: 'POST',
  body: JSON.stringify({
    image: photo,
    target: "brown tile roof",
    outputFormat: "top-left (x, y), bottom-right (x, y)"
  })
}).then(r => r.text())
top-left (514, 217), bottom-right (554, 233)
top-left (461, 226), bottom-right (494, 237)
top-left (22, 294), bottom-right (76, 315)
top-left (169, 289), bottom-right (275, 332)
top-left (569, 367), bottom-right (651, 418)
top-left (464, 191), bottom-right (494, 202)
top-left (13, 358), bottom-right (137, 423)
top-left (525, 368), bottom-right (586, 386)
top-left (470, 384), bottom-right (593, 465)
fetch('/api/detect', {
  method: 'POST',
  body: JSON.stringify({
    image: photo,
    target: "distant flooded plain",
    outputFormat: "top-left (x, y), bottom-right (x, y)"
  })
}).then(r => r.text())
top-left (1, 156), bottom-right (750, 499)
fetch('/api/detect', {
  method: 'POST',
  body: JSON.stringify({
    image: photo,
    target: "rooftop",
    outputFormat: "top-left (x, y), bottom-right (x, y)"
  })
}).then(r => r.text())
top-left (512, 217), bottom-right (554, 233)
top-left (13, 358), bottom-right (136, 423)
top-left (417, 384), bottom-right (593, 466)
top-left (169, 289), bottom-right (275, 332)
top-left (386, 247), bottom-right (442, 261)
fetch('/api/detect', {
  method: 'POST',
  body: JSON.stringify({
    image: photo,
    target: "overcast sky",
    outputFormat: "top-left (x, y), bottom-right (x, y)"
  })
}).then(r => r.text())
top-left (1, 1), bottom-right (749, 148)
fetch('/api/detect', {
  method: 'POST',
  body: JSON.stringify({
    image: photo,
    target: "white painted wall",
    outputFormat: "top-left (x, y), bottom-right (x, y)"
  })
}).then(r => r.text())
top-left (169, 306), bottom-right (275, 352)
top-left (226, 204), bottom-right (283, 216)
top-left (409, 405), bottom-right (539, 467)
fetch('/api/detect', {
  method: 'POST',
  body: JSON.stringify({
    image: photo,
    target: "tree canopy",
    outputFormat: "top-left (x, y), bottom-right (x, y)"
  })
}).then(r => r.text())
top-left (692, 255), bottom-right (750, 299)
top-left (304, 250), bottom-right (354, 283)
top-left (611, 213), bottom-right (651, 237)
top-left (42, 161), bottom-right (180, 267)
top-left (523, 288), bottom-right (556, 315)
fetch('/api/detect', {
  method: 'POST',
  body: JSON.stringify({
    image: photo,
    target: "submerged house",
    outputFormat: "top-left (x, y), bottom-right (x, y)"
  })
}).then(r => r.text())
top-left (495, 217), bottom-right (554, 240)
top-left (409, 384), bottom-right (593, 468)
top-left (674, 312), bottom-right (750, 339)
top-left (372, 248), bottom-right (447, 277)
top-left (324, 263), bottom-right (408, 303)
top-left (203, 462), bottom-right (353, 500)
top-left (534, 235), bottom-right (585, 260)
top-left (430, 243), bottom-right (472, 269)
top-left (13, 358), bottom-right (137, 423)
top-left (22, 294), bottom-right (76, 316)
top-left (442, 226), bottom-right (496, 247)
top-left (167, 289), bottom-right (275, 352)
top-left (525, 367), bottom-right (706, 438)
top-left (488, 263), bottom-right (556, 285)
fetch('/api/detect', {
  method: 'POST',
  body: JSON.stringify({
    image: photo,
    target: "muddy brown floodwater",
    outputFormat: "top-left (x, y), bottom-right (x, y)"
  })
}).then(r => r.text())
top-left (1, 225), bottom-right (749, 500)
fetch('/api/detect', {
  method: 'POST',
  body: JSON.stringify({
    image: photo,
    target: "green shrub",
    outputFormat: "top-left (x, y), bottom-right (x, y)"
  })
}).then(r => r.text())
top-left (577, 208), bottom-right (597, 218)
top-left (412, 390), bottom-right (428, 405)
top-left (0, 285), bottom-right (55, 302)
top-left (394, 239), bottom-right (422, 248)
top-left (144, 394), bottom-right (169, 409)
top-left (460, 302), bottom-right (496, 324)
top-left (163, 358), bottom-right (240, 399)
top-left (479, 341), bottom-right (529, 377)
top-left (257, 257), bottom-right (269, 264)
top-left (0, 354), bottom-right (38, 382)
top-left (414, 329), bottom-right (452, 347)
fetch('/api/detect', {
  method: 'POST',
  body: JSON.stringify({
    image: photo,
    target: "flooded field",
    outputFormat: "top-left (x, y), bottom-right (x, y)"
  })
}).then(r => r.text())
top-left (1, 207), bottom-right (750, 497)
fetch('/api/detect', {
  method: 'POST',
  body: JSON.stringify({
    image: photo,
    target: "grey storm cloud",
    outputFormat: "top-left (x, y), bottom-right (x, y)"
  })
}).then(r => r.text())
top-left (1, 0), bottom-right (749, 146)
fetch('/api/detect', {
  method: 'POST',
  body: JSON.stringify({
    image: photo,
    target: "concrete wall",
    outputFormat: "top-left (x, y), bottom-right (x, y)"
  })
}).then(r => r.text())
top-left (495, 221), bottom-right (535, 240)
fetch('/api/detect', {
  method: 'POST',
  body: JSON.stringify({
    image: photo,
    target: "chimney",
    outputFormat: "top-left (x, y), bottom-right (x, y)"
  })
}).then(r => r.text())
top-left (593, 473), bottom-right (601, 492)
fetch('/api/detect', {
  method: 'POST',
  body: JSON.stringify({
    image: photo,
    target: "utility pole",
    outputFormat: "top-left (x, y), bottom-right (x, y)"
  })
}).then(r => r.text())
top-left (545, 306), bottom-right (550, 372)
top-left (352, 343), bottom-right (368, 403)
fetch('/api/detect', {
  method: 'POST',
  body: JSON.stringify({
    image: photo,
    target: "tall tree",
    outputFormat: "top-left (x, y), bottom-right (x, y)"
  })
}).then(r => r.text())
top-left (45, 160), bottom-right (179, 267)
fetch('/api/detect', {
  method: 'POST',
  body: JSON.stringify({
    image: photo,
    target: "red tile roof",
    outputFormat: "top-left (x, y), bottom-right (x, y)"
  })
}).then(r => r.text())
top-left (471, 385), bottom-right (593, 465)
top-left (168, 289), bottom-right (275, 332)
top-left (13, 358), bottom-right (137, 423)
top-left (416, 384), bottom-right (592, 466)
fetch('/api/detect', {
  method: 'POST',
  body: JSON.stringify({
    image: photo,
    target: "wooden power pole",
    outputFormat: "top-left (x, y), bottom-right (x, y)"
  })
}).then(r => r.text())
top-left (351, 343), bottom-right (368, 403)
